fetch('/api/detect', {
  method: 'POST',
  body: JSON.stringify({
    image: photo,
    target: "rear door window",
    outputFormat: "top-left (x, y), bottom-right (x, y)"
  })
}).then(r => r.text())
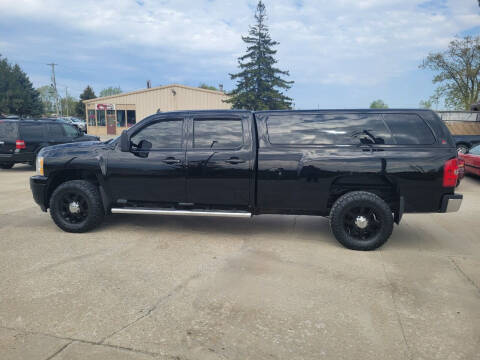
top-left (131, 119), bottom-right (183, 149)
top-left (266, 113), bottom-right (393, 145)
top-left (63, 124), bottom-right (79, 138)
top-left (47, 123), bottom-right (65, 138)
top-left (382, 114), bottom-right (435, 145)
top-left (19, 123), bottom-right (45, 140)
top-left (193, 118), bottom-right (243, 149)
top-left (0, 121), bottom-right (18, 140)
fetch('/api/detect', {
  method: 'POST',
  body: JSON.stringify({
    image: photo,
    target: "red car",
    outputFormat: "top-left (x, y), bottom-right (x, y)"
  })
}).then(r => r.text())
top-left (459, 145), bottom-right (480, 177)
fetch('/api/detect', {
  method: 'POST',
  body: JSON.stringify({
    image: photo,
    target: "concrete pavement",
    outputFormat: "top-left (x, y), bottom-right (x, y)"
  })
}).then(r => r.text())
top-left (0, 164), bottom-right (479, 359)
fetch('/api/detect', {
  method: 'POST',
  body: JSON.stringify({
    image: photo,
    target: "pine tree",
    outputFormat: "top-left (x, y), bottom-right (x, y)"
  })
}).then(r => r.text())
top-left (226, 1), bottom-right (294, 110)
top-left (76, 86), bottom-right (96, 117)
top-left (0, 55), bottom-right (42, 116)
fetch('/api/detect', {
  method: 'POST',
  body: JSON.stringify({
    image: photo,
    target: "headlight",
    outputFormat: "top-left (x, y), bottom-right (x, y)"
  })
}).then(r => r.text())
top-left (36, 156), bottom-right (44, 176)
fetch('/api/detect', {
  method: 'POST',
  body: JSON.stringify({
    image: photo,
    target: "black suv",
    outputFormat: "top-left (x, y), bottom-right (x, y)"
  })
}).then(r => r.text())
top-left (0, 119), bottom-right (99, 169)
top-left (30, 109), bottom-right (462, 251)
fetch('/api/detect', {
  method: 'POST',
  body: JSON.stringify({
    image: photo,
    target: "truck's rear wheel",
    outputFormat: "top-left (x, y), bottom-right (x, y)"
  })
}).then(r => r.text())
top-left (330, 191), bottom-right (393, 251)
top-left (49, 180), bottom-right (104, 233)
top-left (457, 144), bottom-right (469, 154)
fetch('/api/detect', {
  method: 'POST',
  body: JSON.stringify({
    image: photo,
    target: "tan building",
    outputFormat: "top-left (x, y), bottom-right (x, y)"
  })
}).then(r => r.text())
top-left (83, 84), bottom-right (231, 136)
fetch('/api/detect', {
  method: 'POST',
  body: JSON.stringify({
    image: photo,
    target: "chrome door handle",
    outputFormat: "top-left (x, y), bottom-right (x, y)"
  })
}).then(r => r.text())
top-left (225, 157), bottom-right (246, 164)
top-left (163, 158), bottom-right (181, 165)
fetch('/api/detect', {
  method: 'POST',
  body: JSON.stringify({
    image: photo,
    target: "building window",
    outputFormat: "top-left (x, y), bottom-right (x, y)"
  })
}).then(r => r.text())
top-left (116, 110), bottom-right (126, 127)
top-left (97, 110), bottom-right (106, 126)
top-left (88, 110), bottom-right (96, 126)
top-left (127, 110), bottom-right (136, 127)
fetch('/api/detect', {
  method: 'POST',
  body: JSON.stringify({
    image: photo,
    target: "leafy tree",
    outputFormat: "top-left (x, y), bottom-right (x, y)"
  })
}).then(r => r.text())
top-left (37, 85), bottom-right (57, 114)
top-left (226, 1), bottom-right (294, 110)
top-left (420, 36), bottom-right (480, 110)
top-left (0, 55), bottom-right (42, 116)
top-left (419, 99), bottom-right (432, 109)
top-left (60, 95), bottom-right (79, 117)
top-left (370, 99), bottom-right (388, 109)
top-left (99, 86), bottom-right (122, 97)
top-left (76, 86), bottom-right (96, 118)
top-left (199, 83), bottom-right (219, 91)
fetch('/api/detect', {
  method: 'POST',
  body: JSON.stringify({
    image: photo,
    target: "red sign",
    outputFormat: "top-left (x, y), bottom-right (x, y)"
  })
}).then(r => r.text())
top-left (96, 104), bottom-right (115, 110)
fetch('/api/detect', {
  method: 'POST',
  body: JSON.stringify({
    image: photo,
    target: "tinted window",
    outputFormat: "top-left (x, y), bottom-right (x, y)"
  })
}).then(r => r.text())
top-left (267, 114), bottom-right (393, 145)
top-left (0, 121), bottom-right (18, 140)
top-left (383, 114), bottom-right (435, 145)
top-left (88, 110), bottom-right (96, 126)
top-left (127, 110), bottom-right (136, 127)
top-left (117, 110), bottom-right (126, 127)
top-left (193, 119), bottom-right (243, 149)
top-left (97, 110), bottom-right (106, 126)
top-left (131, 119), bottom-right (183, 149)
top-left (20, 123), bottom-right (44, 140)
top-left (470, 145), bottom-right (480, 155)
top-left (47, 124), bottom-right (65, 138)
top-left (63, 124), bottom-right (78, 137)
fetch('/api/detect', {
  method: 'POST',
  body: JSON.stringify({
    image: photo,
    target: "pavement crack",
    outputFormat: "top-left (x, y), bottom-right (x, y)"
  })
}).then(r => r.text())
top-left (0, 325), bottom-right (161, 358)
top-left (449, 257), bottom-right (480, 295)
top-left (44, 341), bottom-right (73, 360)
top-left (99, 271), bottom-right (202, 344)
top-left (379, 253), bottom-right (413, 360)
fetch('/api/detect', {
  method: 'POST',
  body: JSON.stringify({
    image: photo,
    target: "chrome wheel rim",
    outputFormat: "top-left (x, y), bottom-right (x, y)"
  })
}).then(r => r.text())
top-left (343, 206), bottom-right (382, 241)
top-left (59, 192), bottom-right (88, 224)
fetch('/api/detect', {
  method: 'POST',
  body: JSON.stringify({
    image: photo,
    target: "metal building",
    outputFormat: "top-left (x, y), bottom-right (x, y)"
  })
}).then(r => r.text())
top-left (83, 84), bottom-right (231, 136)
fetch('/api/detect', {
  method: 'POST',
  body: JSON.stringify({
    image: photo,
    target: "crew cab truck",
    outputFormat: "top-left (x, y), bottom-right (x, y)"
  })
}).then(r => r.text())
top-left (30, 109), bottom-right (462, 251)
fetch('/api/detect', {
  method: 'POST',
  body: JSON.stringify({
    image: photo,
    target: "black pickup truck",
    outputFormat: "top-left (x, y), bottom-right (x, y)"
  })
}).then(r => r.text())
top-left (30, 109), bottom-right (462, 250)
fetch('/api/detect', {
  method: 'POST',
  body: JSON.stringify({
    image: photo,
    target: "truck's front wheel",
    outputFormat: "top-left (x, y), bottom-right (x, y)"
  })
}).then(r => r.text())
top-left (49, 180), bottom-right (104, 233)
top-left (330, 191), bottom-right (393, 251)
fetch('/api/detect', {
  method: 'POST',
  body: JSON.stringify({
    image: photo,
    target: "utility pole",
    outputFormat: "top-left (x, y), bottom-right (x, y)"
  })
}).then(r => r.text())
top-left (47, 63), bottom-right (59, 115)
top-left (65, 86), bottom-right (69, 117)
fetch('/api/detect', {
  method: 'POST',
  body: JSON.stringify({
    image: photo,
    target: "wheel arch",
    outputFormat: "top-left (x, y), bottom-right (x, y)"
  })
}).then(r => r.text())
top-left (45, 169), bottom-right (110, 212)
top-left (327, 175), bottom-right (401, 222)
top-left (456, 142), bottom-right (471, 150)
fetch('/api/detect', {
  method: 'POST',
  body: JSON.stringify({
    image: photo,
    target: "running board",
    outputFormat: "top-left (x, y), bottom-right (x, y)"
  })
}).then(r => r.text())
top-left (111, 208), bottom-right (252, 218)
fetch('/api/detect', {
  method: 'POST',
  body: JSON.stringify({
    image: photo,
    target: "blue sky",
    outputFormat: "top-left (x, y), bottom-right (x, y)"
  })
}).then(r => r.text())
top-left (0, 0), bottom-right (479, 110)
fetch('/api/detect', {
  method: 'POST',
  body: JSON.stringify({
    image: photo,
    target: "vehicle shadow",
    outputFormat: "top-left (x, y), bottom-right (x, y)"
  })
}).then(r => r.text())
top-left (100, 213), bottom-right (338, 246)
top-left (0, 164), bottom-right (34, 172)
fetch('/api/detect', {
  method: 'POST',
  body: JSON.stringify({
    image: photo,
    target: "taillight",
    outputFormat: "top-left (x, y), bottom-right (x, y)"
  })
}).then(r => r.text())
top-left (16, 140), bottom-right (26, 149)
top-left (443, 158), bottom-right (458, 187)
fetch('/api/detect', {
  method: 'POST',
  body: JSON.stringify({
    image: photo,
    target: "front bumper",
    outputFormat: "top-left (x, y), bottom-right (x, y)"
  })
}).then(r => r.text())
top-left (440, 194), bottom-right (463, 213)
top-left (30, 175), bottom-right (48, 212)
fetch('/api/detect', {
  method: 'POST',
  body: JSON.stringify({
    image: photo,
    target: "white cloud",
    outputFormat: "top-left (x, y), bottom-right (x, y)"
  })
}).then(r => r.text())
top-left (0, 0), bottom-right (479, 104)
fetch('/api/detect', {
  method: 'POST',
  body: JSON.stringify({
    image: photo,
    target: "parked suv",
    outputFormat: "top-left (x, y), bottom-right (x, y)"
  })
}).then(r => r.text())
top-left (0, 119), bottom-right (99, 169)
top-left (30, 109), bottom-right (462, 250)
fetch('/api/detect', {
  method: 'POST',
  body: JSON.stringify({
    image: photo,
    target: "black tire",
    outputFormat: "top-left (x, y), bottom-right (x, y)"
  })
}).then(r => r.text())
top-left (457, 144), bottom-right (469, 154)
top-left (49, 180), bottom-right (104, 233)
top-left (0, 163), bottom-right (14, 169)
top-left (330, 191), bottom-right (394, 251)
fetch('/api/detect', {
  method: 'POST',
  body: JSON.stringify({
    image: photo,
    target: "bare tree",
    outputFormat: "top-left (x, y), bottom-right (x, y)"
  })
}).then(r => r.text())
top-left (420, 36), bottom-right (480, 110)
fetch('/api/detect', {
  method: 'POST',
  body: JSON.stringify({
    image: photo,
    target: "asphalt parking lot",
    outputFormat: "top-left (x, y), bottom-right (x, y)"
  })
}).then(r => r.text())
top-left (1, 165), bottom-right (479, 360)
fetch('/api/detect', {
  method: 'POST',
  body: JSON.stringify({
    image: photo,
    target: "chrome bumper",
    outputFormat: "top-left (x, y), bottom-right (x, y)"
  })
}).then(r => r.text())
top-left (440, 194), bottom-right (463, 213)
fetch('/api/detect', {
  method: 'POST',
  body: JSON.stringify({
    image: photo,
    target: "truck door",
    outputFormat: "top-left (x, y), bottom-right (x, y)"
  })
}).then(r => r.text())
top-left (106, 117), bottom-right (187, 205)
top-left (186, 114), bottom-right (254, 209)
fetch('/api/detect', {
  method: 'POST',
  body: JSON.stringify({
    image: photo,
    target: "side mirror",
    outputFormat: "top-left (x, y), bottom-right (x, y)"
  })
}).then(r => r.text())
top-left (138, 139), bottom-right (152, 152)
top-left (134, 139), bottom-right (152, 158)
top-left (120, 130), bottom-right (130, 152)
